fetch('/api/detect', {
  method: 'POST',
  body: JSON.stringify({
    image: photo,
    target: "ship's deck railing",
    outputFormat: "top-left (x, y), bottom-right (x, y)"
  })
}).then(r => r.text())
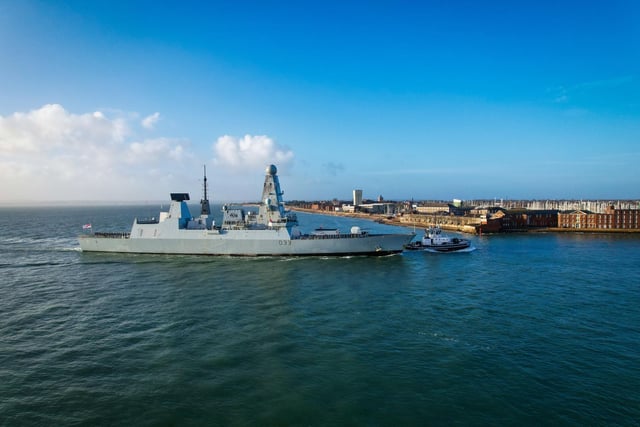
top-left (263, 215), bottom-right (299, 226)
top-left (136, 217), bottom-right (159, 224)
top-left (222, 220), bottom-right (297, 230)
top-left (223, 224), bottom-right (251, 230)
top-left (91, 232), bottom-right (131, 239)
top-left (296, 232), bottom-right (370, 240)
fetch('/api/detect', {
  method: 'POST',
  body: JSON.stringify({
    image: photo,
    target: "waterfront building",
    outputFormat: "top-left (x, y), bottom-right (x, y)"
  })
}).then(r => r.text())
top-left (527, 210), bottom-right (560, 227)
top-left (605, 206), bottom-right (640, 229)
top-left (558, 206), bottom-right (640, 230)
top-left (472, 199), bottom-right (640, 214)
top-left (353, 189), bottom-right (363, 206)
top-left (448, 204), bottom-right (474, 217)
top-left (500, 209), bottom-right (527, 230)
top-left (415, 203), bottom-right (449, 214)
top-left (358, 203), bottom-right (397, 215)
top-left (482, 209), bottom-right (559, 232)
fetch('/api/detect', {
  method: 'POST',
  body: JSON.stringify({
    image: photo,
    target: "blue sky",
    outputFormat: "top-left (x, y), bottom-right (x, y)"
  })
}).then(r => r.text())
top-left (1, 0), bottom-right (638, 203)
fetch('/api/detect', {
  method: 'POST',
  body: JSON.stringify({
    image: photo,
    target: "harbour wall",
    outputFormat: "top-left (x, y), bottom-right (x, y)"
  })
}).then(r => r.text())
top-left (393, 214), bottom-right (480, 234)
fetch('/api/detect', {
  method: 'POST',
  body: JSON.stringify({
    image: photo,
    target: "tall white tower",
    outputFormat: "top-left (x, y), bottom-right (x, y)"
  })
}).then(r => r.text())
top-left (254, 164), bottom-right (298, 229)
top-left (353, 189), bottom-right (363, 206)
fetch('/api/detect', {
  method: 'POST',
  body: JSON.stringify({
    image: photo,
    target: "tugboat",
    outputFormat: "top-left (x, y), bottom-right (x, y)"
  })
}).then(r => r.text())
top-left (405, 226), bottom-right (472, 252)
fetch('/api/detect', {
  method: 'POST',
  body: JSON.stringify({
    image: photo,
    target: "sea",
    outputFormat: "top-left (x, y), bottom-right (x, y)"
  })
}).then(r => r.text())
top-left (1, 204), bottom-right (639, 426)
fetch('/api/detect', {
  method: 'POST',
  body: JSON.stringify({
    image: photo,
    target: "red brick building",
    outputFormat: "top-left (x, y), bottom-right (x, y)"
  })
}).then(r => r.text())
top-left (558, 207), bottom-right (640, 230)
top-left (500, 209), bottom-right (559, 230)
top-left (605, 206), bottom-right (640, 229)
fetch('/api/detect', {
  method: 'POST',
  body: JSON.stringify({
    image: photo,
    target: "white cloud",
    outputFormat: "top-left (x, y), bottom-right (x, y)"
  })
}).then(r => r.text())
top-left (141, 112), bottom-right (160, 129)
top-left (127, 138), bottom-right (189, 163)
top-left (0, 105), bottom-right (297, 203)
top-left (0, 103), bottom-right (128, 154)
top-left (0, 104), bottom-right (194, 202)
top-left (213, 134), bottom-right (294, 170)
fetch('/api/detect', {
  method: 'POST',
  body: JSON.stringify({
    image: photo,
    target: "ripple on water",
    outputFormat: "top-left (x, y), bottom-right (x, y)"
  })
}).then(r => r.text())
top-left (0, 208), bottom-right (639, 424)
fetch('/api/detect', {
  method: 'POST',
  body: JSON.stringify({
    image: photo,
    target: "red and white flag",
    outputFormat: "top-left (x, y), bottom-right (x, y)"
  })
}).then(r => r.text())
top-left (82, 223), bottom-right (92, 229)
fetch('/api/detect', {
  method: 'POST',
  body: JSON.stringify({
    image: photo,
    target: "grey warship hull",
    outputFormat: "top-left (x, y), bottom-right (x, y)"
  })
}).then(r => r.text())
top-left (78, 230), bottom-right (412, 256)
top-left (79, 164), bottom-right (414, 256)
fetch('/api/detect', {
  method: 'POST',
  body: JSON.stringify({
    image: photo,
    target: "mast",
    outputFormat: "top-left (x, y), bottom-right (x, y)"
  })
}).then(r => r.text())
top-left (200, 165), bottom-right (211, 216)
top-left (257, 164), bottom-right (297, 227)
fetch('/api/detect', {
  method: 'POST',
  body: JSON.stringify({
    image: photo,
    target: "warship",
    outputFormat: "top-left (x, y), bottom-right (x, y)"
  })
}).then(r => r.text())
top-left (78, 165), bottom-right (414, 256)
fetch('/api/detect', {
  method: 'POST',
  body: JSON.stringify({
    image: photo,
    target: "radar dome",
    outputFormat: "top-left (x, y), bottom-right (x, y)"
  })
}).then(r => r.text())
top-left (266, 164), bottom-right (277, 175)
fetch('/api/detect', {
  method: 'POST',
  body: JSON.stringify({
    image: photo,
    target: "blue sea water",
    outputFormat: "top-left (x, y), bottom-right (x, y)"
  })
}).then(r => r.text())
top-left (1, 205), bottom-right (639, 426)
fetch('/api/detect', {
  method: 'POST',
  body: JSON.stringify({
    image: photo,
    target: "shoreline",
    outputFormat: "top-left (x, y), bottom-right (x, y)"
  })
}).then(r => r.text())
top-left (289, 207), bottom-right (477, 234)
top-left (289, 207), bottom-right (640, 235)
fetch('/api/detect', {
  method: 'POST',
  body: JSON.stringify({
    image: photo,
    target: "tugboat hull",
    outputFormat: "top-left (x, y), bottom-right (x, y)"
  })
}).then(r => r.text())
top-left (404, 226), bottom-right (473, 253)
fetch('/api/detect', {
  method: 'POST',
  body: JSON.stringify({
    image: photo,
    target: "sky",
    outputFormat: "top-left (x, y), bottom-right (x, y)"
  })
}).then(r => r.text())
top-left (1, 0), bottom-right (639, 203)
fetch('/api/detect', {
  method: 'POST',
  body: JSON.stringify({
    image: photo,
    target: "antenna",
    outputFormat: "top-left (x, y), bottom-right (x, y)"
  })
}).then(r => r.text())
top-left (203, 165), bottom-right (208, 201)
top-left (200, 164), bottom-right (211, 216)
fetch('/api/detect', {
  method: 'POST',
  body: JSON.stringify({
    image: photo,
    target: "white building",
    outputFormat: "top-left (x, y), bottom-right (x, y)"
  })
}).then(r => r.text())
top-left (353, 189), bottom-right (363, 206)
